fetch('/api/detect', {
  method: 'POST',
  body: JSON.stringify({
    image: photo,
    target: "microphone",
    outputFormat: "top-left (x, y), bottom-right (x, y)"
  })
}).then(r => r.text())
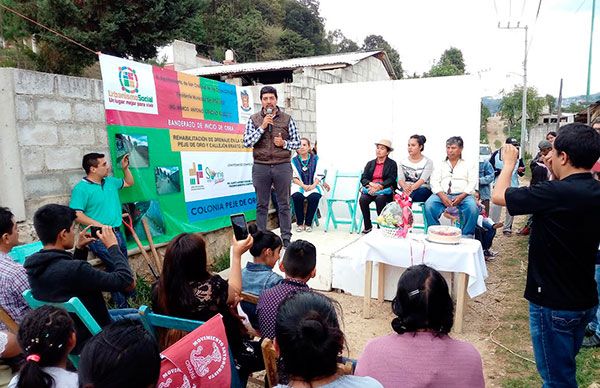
top-left (266, 108), bottom-right (273, 133)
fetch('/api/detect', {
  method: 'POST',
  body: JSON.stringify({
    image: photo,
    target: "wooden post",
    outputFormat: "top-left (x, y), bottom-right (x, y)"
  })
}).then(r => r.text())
top-left (363, 261), bottom-right (373, 318)
top-left (453, 272), bottom-right (469, 334)
top-left (377, 263), bottom-right (385, 302)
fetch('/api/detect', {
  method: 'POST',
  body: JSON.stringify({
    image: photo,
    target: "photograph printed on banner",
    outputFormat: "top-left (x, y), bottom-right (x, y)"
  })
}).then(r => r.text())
top-left (116, 133), bottom-right (149, 168)
top-left (155, 166), bottom-right (181, 195)
top-left (122, 200), bottom-right (166, 241)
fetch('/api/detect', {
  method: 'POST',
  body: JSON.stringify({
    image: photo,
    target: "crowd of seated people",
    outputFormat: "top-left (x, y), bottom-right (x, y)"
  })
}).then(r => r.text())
top-left (0, 201), bottom-right (486, 387)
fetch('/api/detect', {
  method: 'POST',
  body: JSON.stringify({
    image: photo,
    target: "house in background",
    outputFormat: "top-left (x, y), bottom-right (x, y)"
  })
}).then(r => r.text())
top-left (163, 40), bottom-right (396, 142)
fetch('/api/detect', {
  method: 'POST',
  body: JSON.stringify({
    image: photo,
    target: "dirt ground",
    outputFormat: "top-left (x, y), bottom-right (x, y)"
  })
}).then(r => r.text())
top-left (324, 227), bottom-right (519, 387)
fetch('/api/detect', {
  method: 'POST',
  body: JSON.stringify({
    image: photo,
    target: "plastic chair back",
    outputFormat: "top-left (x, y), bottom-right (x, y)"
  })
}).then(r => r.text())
top-left (22, 289), bottom-right (101, 367)
top-left (324, 171), bottom-right (362, 233)
top-left (9, 242), bottom-right (43, 264)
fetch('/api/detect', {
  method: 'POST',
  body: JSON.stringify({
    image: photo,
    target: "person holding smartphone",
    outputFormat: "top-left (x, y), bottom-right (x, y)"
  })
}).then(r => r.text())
top-left (69, 152), bottom-right (134, 308)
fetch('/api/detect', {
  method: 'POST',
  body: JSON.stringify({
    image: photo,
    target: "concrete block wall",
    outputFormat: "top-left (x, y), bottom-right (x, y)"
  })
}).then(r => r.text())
top-left (0, 68), bottom-right (109, 219)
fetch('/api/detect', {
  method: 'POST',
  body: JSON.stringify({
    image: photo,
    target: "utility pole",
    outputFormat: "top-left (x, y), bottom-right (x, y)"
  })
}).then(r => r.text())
top-left (586, 0), bottom-right (596, 124)
top-left (556, 79), bottom-right (563, 132)
top-left (499, 22), bottom-right (528, 148)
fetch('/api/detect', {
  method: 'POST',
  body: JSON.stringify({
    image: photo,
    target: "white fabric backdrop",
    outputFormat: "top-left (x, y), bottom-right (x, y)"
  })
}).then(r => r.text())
top-left (316, 76), bottom-right (481, 222)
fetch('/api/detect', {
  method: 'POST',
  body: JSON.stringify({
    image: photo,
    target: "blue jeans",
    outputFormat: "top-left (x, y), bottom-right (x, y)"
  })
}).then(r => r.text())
top-left (109, 308), bottom-right (140, 322)
top-left (410, 187), bottom-right (432, 203)
top-left (424, 194), bottom-right (478, 236)
top-left (529, 302), bottom-right (595, 387)
top-left (89, 230), bottom-right (134, 308)
top-left (586, 264), bottom-right (600, 337)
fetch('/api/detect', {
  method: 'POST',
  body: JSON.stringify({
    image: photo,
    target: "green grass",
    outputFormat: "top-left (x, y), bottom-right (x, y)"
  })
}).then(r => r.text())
top-left (495, 235), bottom-right (600, 387)
top-left (211, 250), bottom-right (231, 273)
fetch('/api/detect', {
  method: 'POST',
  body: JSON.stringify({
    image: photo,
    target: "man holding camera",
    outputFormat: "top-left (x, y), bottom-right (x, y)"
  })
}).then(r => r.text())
top-left (70, 152), bottom-right (134, 307)
top-left (489, 137), bottom-right (525, 236)
top-left (243, 86), bottom-right (300, 247)
top-left (492, 123), bottom-right (600, 387)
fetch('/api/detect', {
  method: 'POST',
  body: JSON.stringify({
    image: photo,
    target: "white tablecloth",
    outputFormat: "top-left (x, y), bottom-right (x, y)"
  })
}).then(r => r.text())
top-left (347, 230), bottom-right (488, 298)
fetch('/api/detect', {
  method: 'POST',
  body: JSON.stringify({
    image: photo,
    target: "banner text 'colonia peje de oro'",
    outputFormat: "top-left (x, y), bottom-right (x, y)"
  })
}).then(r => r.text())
top-left (99, 54), bottom-right (257, 245)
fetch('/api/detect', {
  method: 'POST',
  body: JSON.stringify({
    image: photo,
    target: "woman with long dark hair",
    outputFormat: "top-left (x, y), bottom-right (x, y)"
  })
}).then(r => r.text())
top-left (152, 232), bottom-right (262, 382)
top-left (10, 306), bottom-right (77, 388)
top-left (355, 265), bottom-right (484, 387)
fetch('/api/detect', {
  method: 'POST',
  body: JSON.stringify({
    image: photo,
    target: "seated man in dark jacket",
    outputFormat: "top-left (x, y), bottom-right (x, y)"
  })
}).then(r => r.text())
top-left (25, 204), bottom-right (136, 352)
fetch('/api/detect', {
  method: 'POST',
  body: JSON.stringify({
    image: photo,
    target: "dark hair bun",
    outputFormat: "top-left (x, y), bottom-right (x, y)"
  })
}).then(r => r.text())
top-left (420, 135), bottom-right (427, 144)
top-left (300, 315), bottom-right (327, 342)
top-left (247, 223), bottom-right (259, 236)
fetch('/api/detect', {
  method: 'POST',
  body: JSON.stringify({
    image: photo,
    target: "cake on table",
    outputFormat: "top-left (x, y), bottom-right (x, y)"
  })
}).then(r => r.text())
top-left (427, 225), bottom-right (462, 244)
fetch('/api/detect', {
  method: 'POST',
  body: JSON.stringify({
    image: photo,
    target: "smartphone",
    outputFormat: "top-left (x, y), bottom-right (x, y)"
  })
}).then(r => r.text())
top-left (230, 213), bottom-right (249, 240)
top-left (89, 226), bottom-right (102, 238)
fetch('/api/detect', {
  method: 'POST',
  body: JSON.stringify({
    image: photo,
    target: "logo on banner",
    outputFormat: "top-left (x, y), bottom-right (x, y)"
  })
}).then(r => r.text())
top-left (204, 167), bottom-right (224, 184)
top-left (188, 162), bottom-right (204, 187)
top-left (119, 66), bottom-right (140, 94)
top-left (185, 336), bottom-right (227, 380)
top-left (99, 54), bottom-right (158, 114)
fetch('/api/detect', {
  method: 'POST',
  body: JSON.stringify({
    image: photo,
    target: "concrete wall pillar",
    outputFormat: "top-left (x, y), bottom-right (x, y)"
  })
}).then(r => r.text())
top-left (0, 68), bottom-right (26, 220)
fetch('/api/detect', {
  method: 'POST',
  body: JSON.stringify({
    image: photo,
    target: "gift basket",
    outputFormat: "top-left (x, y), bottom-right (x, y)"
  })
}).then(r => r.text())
top-left (376, 191), bottom-right (414, 238)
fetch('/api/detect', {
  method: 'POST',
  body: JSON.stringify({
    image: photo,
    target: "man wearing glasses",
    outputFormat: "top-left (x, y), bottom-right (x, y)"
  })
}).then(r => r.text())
top-left (424, 136), bottom-right (478, 236)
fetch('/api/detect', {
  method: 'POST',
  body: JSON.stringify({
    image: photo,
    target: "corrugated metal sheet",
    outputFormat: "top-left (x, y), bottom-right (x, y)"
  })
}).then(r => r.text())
top-left (182, 51), bottom-right (385, 77)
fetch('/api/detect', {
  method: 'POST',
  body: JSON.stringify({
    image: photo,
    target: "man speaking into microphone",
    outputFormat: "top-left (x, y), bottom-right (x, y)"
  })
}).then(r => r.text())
top-left (243, 86), bottom-right (300, 247)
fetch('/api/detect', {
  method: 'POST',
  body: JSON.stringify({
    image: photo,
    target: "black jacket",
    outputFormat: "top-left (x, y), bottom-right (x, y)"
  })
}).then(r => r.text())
top-left (360, 157), bottom-right (398, 190)
top-left (24, 246), bottom-right (134, 352)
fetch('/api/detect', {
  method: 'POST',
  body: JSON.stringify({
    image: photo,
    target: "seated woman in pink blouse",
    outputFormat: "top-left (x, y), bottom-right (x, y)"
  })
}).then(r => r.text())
top-left (355, 265), bottom-right (485, 388)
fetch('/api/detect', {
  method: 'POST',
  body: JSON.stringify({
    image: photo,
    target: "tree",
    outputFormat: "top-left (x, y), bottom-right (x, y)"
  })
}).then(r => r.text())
top-left (544, 94), bottom-right (556, 114)
top-left (12, 0), bottom-right (202, 75)
top-left (282, 0), bottom-right (328, 55)
top-left (361, 34), bottom-right (403, 78)
top-left (277, 29), bottom-right (314, 59)
top-left (499, 86), bottom-right (545, 139)
top-left (480, 102), bottom-right (491, 143)
top-left (564, 101), bottom-right (587, 113)
top-left (326, 29), bottom-right (359, 54)
top-left (426, 47), bottom-right (466, 77)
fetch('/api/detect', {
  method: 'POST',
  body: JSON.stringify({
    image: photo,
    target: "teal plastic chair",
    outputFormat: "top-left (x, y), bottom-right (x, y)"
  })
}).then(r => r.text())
top-left (22, 289), bottom-right (101, 367)
top-left (137, 305), bottom-right (243, 388)
top-left (412, 202), bottom-right (428, 232)
top-left (9, 241), bottom-right (43, 264)
top-left (324, 171), bottom-right (362, 233)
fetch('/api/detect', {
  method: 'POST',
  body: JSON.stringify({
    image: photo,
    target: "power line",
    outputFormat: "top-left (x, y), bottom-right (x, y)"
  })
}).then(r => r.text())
top-left (520, 0), bottom-right (528, 20)
top-left (575, 0), bottom-right (588, 13)
top-left (0, 2), bottom-right (97, 55)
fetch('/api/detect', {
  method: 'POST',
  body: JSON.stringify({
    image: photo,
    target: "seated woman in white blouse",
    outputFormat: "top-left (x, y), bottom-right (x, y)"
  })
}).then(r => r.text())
top-left (397, 134), bottom-right (434, 203)
top-left (291, 138), bottom-right (329, 232)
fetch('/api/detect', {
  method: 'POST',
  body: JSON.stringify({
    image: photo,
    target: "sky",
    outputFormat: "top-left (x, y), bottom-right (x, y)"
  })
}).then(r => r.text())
top-left (319, 0), bottom-right (599, 98)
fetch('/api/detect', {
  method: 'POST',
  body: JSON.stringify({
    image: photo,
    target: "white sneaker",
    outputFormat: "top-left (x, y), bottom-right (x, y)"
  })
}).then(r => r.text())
top-left (305, 226), bottom-right (313, 232)
top-left (296, 225), bottom-right (304, 232)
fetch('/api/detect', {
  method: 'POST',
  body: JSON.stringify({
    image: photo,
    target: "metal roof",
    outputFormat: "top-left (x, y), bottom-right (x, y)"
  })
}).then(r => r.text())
top-left (182, 50), bottom-right (396, 79)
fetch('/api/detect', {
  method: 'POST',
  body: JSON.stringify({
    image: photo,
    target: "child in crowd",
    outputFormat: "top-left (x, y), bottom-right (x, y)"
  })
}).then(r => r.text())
top-left (257, 240), bottom-right (316, 339)
top-left (9, 306), bottom-right (77, 388)
top-left (241, 224), bottom-right (283, 328)
top-left (356, 265), bottom-right (484, 387)
top-left (474, 190), bottom-right (502, 230)
top-left (275, 292), bottom-right (383, 388)
top-left (25, 204), bottom-right (136, 353)
top-left (78, 320), bottom-right (160, 388)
